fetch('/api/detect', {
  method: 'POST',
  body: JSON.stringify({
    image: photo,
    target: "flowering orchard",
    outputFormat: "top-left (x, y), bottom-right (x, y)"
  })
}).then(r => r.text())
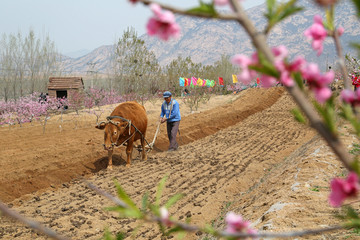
top-left (0, 88), bottom-right (126, 128)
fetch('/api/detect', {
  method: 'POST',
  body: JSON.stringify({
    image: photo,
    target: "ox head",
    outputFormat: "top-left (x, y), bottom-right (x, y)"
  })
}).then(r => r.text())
top-left (95, 120), bottom-right (129, 150)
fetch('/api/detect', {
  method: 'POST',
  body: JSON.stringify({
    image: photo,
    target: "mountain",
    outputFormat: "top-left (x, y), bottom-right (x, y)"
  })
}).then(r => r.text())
top-left (64, 49), bottom-right (92, 59)
top-left (61, 45), bottom-right (114, 74)
top-left (61, 0), bottom-right (360, 74)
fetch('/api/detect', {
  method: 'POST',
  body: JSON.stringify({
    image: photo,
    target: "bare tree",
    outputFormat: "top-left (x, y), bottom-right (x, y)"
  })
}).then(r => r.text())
top-left (111, 27), bottom-right (161, 100)
top-left (0, 29), bottom-right (60, 100)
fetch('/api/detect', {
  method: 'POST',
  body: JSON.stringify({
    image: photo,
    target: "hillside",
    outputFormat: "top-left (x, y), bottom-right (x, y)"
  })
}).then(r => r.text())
top-left (61, 0), bottom-right (359, 74)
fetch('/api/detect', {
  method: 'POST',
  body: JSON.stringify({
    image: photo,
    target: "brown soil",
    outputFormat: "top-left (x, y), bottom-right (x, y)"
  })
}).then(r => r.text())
top-left (0, 87), bottom-right (356, 239)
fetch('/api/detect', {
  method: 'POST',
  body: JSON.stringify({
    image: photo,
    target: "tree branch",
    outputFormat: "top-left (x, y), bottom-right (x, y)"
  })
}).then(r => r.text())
top-left (228, 0), bottom-right (354, 171)
top-left (331, 29), bottom-right (351, 90)
top-left (86, 181), bottom-right (346, 239)
top-left (0, 201), bottom-right (69, 240)
top-left (138, 0), bottom-right (238, 20)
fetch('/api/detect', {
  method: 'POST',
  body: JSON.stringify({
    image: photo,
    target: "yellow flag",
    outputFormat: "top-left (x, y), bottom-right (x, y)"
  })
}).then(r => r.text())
top-left (232, 74), bottom-right (238, 83)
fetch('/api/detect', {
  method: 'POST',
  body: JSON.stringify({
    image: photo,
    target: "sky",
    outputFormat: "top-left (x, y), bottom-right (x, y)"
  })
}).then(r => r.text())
top-left (0, 0), bottom-right (265, 56)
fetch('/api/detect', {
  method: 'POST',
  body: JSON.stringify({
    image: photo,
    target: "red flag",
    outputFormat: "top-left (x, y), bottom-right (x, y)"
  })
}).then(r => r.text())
top-left (184, 78), bottom-right (189, 86)
top-left (218, 77), bottom-right (224, 86)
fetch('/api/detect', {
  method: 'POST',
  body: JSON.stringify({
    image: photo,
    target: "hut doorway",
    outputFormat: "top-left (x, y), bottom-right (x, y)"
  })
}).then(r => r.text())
top-left (56, 90), bottom-right (67, 99)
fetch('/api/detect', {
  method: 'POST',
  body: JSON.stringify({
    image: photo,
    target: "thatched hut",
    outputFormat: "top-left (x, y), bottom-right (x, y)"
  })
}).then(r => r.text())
top-left (48, 77), bottom-right (84, 98)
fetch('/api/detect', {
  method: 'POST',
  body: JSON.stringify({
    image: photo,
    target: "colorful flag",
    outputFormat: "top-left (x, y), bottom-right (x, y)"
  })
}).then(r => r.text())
top-left (232, 74), bottom-right (238, 83)
top-left (179, 77), bottom-right (185, 87)
top-left (197, 78), bottom-right (203, 86)
top-left (210, 80), bottom-right (215, 87)
top-left (205, 79), bottom-right (211, 87)
top-left (218, 77), bottom-right (224, 86)
top-left (191, 77), bottom-right (197, 86)
top-left (184, 78), bottom-right (189, 86)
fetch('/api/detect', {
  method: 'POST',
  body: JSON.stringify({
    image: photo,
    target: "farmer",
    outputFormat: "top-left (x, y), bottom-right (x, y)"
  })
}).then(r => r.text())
top-left (159, 91), bottom-right (181, 151)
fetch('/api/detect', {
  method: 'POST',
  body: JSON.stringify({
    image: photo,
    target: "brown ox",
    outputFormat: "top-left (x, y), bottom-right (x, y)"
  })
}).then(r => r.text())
top-left (95, 101), bottom-right (148, 169)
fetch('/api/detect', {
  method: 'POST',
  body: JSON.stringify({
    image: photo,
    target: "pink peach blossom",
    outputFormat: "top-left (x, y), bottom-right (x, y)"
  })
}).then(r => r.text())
top-left (340, 88), bottom-right (360, 106)
top-left (146, 3), bottom-right (180, 41)
top-left (214, 0), bottom-right (229, 5)
top-left (272, 45), bottom-right (288, 61)
top-left (337, 27), bottom-right (344, 36)
top-left (302, 63), bottom-right (334, 103)
top-left (304, 15), bottom-right (328, 56)
top-left (341, 89), bottom-right (356, 104)
top-left (160, 207), bottom-right (173, 227)
top-left (225, 212), bottom-right (257, 237)
top-left (231, 54), bottom-right (257, 84)
top-left (329, 172), bottom-right (360, 207)
top-left (314, 87), bottom-right (332, 103)
top-left (214, 0), bottom-right (243, 6)
top-left (260, 75), bottom-right (278, 88)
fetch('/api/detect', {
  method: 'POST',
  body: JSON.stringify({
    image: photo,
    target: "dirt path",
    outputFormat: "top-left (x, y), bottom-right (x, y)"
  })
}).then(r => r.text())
top-left (1, 87), bottom-right (351, 239)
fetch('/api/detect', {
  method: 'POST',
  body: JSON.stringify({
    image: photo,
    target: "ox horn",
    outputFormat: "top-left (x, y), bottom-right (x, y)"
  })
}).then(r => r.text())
top-left (97, 121), bottom-right (107, 127)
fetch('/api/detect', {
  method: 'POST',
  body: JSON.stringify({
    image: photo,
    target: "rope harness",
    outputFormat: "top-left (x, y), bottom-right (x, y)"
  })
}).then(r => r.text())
top-left (98, 115), bottom-right (160, 153)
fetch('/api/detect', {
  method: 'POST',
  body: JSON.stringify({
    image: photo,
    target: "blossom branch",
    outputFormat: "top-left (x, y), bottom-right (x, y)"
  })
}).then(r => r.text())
top-left (0, 201), bottom-right (69, 240)
top-left (331, 29), bottom-right (351, 89)
top-left (86, 181), bottom-right (346, 239)
top-left (138, 0), bottom-right (238, 20)
top-left (227, 0), bottom-right (354, 171)
top-left (85, 180), bottom-right (128, 208)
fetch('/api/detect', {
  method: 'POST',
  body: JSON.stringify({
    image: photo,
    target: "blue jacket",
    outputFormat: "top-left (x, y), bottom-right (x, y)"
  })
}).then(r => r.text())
top-left (160, 99), bottom-right (181, 122)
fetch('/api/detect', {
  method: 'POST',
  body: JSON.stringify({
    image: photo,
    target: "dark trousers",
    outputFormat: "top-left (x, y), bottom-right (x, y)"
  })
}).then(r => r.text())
top-left (167, 121), bottom-right (180, 150)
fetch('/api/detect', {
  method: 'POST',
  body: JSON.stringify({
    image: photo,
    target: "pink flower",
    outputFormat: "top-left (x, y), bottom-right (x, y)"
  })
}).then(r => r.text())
top-left (273, 48), bottom-right (305, 87)
top-left (302, 63), bottom-right (334, 103)
top-left (160, 207), bottom-right (173, 227)
top-left (225, 212), bottom-right (257, 238)
top-left (314, 87), bottom-right (332, 103)
top-left (337, 27), bottom-right (344, 36)
top-left (146, 3), bottom-right (180, 41)
top-left (214, 0), bottom-right (229, 5)
top-left (272, 45), bottom-right (288, 61)
top-left (329, 172), bottom-right (360, 207)
top-left (231, 54), bottom-right (257, 84)
top-left (304, 15), bottom-right (328, 56)
top-left (289, 56), bottom-right (306, 72)
top-left (341, 89), bottom-right (356, 104)
top-left (261, 75), bottom-right (278, 88)
top-left (341, 88), bottom-right (360, 106)
top-left (214, 0), bottom-right (243, 6)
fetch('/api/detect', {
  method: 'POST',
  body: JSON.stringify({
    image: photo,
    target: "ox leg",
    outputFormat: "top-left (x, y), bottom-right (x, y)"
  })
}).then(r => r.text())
top-left (107, 149), bottom-right (113, 170)
top-left (141, 137), bottom-right (147, 161)
top-left (125, 140), bottom-right (133, 168)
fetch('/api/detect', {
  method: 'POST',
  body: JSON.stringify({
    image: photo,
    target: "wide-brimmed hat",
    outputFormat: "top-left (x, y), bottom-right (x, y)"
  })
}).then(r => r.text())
top-left (163, 91), bottom-right (172, 98)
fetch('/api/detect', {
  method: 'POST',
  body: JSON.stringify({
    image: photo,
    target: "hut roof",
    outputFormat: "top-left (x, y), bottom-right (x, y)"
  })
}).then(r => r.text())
top-left (48, 77), bottom-right (84, 90)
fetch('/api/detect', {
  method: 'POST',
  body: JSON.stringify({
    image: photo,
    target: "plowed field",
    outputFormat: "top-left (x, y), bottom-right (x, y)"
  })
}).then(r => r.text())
top-left (0, 87), bottom-right (354, 239)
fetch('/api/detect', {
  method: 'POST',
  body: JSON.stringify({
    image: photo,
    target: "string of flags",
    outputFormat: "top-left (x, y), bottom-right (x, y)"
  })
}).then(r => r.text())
top-left (179, 75), bottom-right (258, 87)
top-left (179, 77), bottom-right (224, 87)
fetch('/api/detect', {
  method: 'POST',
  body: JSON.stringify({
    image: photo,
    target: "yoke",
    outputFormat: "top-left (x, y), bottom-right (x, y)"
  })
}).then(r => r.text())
top-left (98, 115), bottom-right (161, 154)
